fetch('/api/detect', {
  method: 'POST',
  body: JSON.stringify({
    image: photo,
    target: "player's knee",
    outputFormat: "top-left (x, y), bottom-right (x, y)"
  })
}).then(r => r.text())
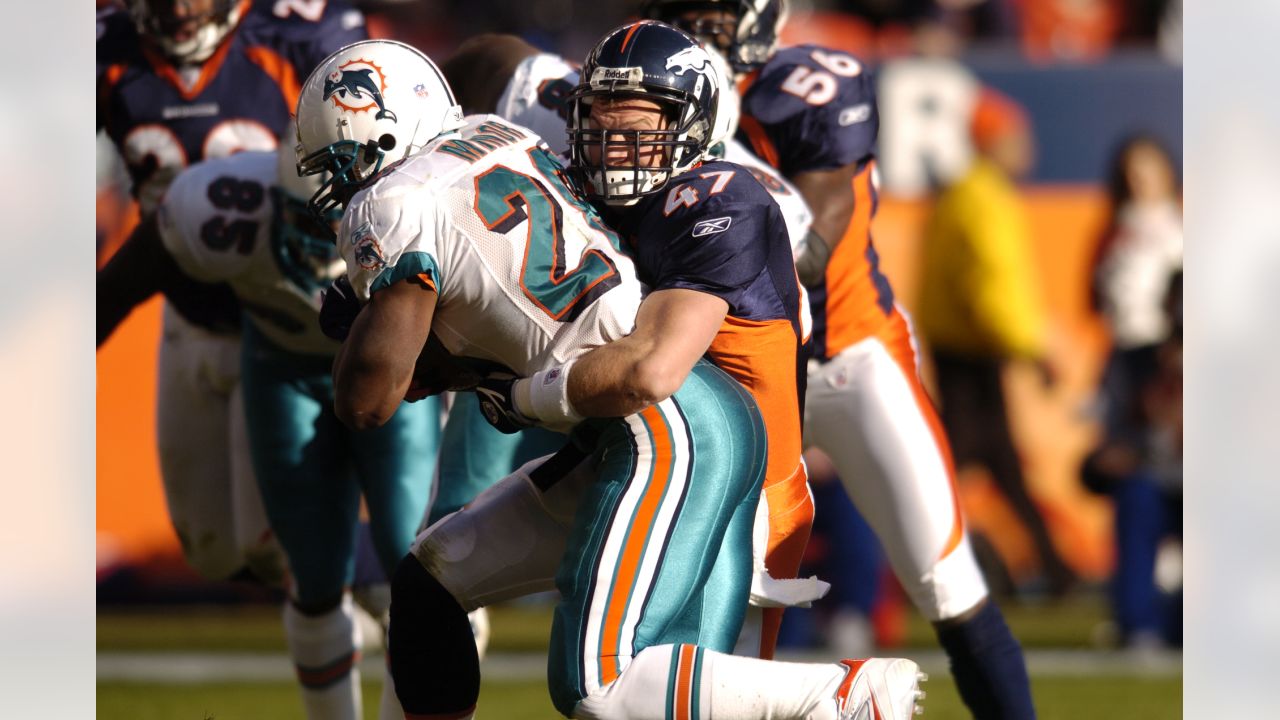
top-left (908, 541), bottom-right (990, 623)
top-left (389, 553), bottom-right (479, 713)
top-left (241, 542), bottom-right (287, 588)
top-left (179, 537), bottom-right (245, 582)
top-left (389, 553), bottom-right (471, 635)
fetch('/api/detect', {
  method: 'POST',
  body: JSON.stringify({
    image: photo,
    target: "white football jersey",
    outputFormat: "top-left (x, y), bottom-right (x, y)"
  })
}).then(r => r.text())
top-left (339, 115), bottom-right (643, 377)
top-left (157, 151), bottom-right (343, 356)
top-left (496, 54), bottom-right (578, 156)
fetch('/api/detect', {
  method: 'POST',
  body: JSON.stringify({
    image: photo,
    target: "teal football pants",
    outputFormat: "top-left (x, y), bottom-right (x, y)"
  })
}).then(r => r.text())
top-left (241, 324), bottom-right (440, 607)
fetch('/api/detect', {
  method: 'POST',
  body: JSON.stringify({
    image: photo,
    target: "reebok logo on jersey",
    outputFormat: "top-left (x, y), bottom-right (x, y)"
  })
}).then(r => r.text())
top-left (692, 216), bottom-right (732, 237)
top-left (838, 103), bottom-right (872, 126)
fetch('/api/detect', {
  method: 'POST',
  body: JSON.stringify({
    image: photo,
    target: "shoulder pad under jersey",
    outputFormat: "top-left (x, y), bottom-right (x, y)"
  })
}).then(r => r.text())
top-left (740, 44), bottom-right (879, 175)
top-left (237, 0), bottom-right (368, 72)
top-left (157, 151), bottom-right (276, 283)
top-left (339, 178), bottom-right (442, 303)
top-left (629, 161), bottom-right (781, 295)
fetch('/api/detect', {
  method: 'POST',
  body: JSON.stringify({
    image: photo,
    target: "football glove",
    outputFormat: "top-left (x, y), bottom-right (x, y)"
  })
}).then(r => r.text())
top-left (474, 374), bottom-right (536, 434)
top-left (319, 274), bottom-right (361, 341)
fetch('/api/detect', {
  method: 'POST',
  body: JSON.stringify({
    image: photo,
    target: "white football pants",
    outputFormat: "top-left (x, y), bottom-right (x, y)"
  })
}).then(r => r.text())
top-left (155, 305), bottom-right (283, 582)
top-left (804, 306), bottom-right (987, 622)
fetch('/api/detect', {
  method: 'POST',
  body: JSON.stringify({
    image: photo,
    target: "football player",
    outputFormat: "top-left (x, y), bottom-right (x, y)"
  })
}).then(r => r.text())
top-left (643, 0), bottom-right (1037, 716)
top-left (97, 143), bottom-right (436, 720)
top-left (96, 0), bottom-right (369, 587)
top-left (441, 33), bottom-right (826, 659)
top-left (296, 36), bottom-right (924, 720)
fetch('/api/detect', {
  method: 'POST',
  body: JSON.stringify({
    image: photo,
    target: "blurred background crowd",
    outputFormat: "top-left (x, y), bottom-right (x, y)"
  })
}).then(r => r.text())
top-left (97, 0), bottom-right (1182, 661)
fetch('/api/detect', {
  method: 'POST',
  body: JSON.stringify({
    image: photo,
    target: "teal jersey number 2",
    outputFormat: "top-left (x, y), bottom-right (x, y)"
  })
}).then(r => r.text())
top-left (473, 148), bottom-right (622, 322)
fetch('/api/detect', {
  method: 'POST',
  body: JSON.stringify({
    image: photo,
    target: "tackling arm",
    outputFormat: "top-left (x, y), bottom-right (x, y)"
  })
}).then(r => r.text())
top-left (567, 288), bottom-right (728, 417)
top-left (332, 278), bottom-right (438, 430)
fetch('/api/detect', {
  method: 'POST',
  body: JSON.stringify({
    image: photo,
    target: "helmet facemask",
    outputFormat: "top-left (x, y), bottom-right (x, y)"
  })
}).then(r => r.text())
top-left (296, 132), bottom-right (394, 228)
top-left (130, 0), bottom-right (243, 64)
top-left (570, 91), bottom-right (706, 205)
top-left (273, 143), bottom-right (343, 286)
top-left (642, 0), bottom-right (787, 74)
top-left (271, 187), bottom-right (344, 291)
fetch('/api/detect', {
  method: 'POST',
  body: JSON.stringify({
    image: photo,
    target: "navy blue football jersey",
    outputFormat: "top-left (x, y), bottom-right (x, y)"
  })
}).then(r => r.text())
top-left (97, 0), bottom-right (367, 212)
top-left (737, 44), bottom-right (879, 177)
top-left (603, 160), bottom-right (808, 526)
top-left (606, 161), bottom-right (802, 331)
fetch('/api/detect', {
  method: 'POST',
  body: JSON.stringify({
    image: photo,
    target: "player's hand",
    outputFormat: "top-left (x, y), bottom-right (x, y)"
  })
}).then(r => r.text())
top-left (474, 374), bottom-right (536, 434)
top-left (319, 275), bottom-right (361, 341)
top-left (404, 334), bottom-right (484, 402)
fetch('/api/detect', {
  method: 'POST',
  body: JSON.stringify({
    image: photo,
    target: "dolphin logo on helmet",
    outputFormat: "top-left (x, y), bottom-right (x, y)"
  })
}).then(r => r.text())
top-left (323, 62), bottom-right (398, 122)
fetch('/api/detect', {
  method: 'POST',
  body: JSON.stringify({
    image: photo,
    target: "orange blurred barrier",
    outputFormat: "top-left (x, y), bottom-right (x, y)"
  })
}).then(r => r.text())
top-left (97, 296), bottom-right (174, 568)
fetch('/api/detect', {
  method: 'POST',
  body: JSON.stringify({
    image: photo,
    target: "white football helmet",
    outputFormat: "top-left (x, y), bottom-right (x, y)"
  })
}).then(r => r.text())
top-left (295, 39), bottom-right (465, 218)
top-left (705, 46), bottom-right (740, 154)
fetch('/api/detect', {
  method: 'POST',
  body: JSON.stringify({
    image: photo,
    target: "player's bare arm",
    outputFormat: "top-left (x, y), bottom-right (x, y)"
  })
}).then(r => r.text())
top-left (790, 162), bottom-right (858, 285)
top-left (569, 288), bottom-right (728, 417)
top-left (96, 214), bottom-right (235, 346)
top-left (333, 278), bottom-right (437, 431)
top-left (98, 215), bottom-right (168, 346)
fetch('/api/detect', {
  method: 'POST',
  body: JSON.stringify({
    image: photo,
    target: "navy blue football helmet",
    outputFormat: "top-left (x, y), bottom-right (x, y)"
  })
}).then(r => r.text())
top-left (640, 0), bottom-right (788, 74)
top-left (568, 21), bottom-right (720, 206)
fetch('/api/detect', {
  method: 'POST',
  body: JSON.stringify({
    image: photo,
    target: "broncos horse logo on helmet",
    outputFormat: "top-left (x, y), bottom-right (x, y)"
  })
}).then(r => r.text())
top-left (664, 44), bottom-right (720, 99)
top-left (567, 21), bottom-right (720, 206)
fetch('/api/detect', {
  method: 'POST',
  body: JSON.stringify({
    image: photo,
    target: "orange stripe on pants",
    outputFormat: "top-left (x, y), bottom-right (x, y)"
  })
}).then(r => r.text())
top-left (598, 405), bottom-right (674, 685)
top-left (878, 308), bottom-right (965, 561)
top-left (675, 644), bottom-right (696, 720)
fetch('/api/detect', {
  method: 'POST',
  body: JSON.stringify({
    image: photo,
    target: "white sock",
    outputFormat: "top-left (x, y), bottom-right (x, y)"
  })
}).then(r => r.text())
top-left (353, 582), bottom-right (391, 653)
top-left (573, 644), bottom-right (847, 720)
top-left (283, 594), bottom-right (363, 720)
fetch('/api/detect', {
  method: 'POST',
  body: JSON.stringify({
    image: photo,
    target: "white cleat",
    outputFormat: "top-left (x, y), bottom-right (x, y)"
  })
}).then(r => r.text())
top-left (834, 658), bottom-right (927, 719)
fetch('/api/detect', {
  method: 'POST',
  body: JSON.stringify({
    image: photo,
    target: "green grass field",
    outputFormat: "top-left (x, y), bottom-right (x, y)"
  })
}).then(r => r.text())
top-left (98, 596), bottom-right (1182, 719)
top-left (97, 675), bottom-right (1182, 720)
